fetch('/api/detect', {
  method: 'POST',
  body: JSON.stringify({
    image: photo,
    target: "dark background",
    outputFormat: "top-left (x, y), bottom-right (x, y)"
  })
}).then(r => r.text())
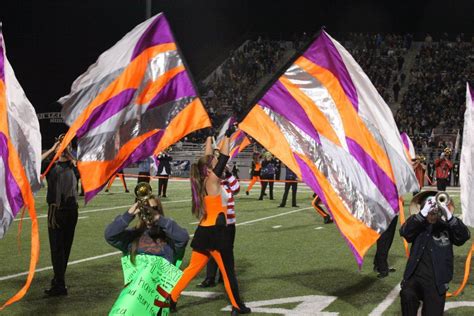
top-left (0, 0), bottom-right (472, 143)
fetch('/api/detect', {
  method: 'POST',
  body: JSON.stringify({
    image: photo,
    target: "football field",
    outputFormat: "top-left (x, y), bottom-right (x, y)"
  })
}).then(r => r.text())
top-left (1, 179), bottom-right (473, 315)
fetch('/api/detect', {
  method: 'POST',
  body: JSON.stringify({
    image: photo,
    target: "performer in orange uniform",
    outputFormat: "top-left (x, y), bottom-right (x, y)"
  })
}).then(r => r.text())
top-left (412, 156), bottom-right (426, 192)
top-left (170, 127), bottom-right (250, 315)
top-left (245, 151), bottom-right (261, 195)
top-left (104, 169), bottom-right (129, 193)
top-left (434, 150), bottom-right (453, 191)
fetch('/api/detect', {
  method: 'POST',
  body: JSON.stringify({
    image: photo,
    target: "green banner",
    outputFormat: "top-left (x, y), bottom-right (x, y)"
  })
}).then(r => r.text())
top-left (109, 254), bottom-right (183, 316)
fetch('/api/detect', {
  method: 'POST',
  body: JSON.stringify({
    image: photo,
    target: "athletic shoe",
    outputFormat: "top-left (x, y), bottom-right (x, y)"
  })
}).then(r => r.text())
top-left (245, 191), bottom-right (249, 196)
top-left (231, 305), bottom-right (251, 315)
top-left (44, 286), bottom-right (68, 297)
top-left (197, 279), bottom-right (216, 288)
top-left (323, 216), bottom-right (333, 224)
top-left (170, 299), bottom-right (177, 313)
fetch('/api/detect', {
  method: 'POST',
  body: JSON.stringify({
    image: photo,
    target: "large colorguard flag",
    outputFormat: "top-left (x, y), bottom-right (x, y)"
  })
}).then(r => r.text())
top-left (0, 29), bottom-right (41, 308)
top-left (216, 117), bottom-right (251, 159)
top-left (239, 31), bottom-right (418, 266)
top-left (400, 132), bottom-right (416, 161)
top-left (461, 83), bottom-right (474, 227)
top-left (47, 13), bottom-right (210, 201)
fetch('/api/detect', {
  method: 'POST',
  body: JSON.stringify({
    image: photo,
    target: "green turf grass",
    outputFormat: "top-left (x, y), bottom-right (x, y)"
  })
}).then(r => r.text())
top-left (0, 180), bottom-right (473, 315)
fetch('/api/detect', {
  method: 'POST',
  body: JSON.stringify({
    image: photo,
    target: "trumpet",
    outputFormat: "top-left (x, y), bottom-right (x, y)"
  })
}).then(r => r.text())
top-left (434, 191), bottom-right (452, 218)
top-left (134, 182), bottom-right (155, 223)
top-left (435, 191), bottom-right (450, 208)
top-left (414, 155), bottom-right (426, 163)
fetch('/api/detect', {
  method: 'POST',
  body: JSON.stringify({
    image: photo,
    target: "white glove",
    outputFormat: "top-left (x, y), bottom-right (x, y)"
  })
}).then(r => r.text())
top-left (439, 203), bottom-right (453, 221)
top-left (420, 196), bottom-right (436, 217)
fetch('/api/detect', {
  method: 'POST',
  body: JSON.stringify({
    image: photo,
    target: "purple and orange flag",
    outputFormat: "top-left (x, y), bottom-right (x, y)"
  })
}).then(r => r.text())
top-left (215, 117), bottom-right (251, 159)
top-left (46, 13), bottom-right (211, 201)
top-left (240, 31), bottom-right (418, 266)
top-left (0, 29), bottom-right (42, 309)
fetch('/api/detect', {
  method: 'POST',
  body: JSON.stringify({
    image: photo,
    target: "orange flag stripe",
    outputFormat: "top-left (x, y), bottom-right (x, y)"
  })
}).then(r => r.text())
top-left (279, 75), bottom-right (342, 147)
top-left (0, 81), bottom-right (40, 310)
top-left (239, 105), bottom-right (301, 179)
top-left (47, 43), bottom-right (177, 174)
top-left (296, 152), bottom-right (379, 259)
top-left (0, 80), bottom-right (7, 133)
top-left (152, 98), bottom-right (211, 156)
top-left (78, 129), bottom-right (162, 192)
top-left (0, 139), bottom-right (39, 310)
top-left (135, 65), bottom-right (186, 105)
top-left (295, 56), bottom-right (396, 184)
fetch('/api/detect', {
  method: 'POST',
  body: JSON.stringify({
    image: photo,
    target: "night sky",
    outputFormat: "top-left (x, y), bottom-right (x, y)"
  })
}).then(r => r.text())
top-left (0, 0), bottom-right (472, 114)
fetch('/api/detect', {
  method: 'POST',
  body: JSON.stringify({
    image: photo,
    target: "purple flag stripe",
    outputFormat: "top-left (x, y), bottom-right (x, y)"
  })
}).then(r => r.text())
top-left (85, 130), bottom-right (165, 202)
top-left (345, 137), bottom-right (399, 212)
top-left (0, 133), bottom-right (24, 216)
top-left (303, 32), bottom-right (359, 111)
top-left (76, 89), bottom-right (136, 138)
top-left (294, 153), bottom-right (363, 267)
top-left (400, 132), bottom-right (410, 152)
top-left (147, 71), bottom-right (196, 111)
top-left (259, 80), bottom-right (321, 144)
top-left (0, 34), bottom-right (4, 81)
top-left (131, 14), bottom-right (175, 61)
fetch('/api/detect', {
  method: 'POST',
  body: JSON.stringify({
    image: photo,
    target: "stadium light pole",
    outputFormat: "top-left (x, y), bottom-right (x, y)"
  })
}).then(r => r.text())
top-left (145, 0), bottom-right (152, 19)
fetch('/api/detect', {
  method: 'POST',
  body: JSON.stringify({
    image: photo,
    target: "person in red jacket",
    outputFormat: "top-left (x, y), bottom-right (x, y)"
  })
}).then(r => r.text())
top-left (434, 151), bottom-right (453, 191)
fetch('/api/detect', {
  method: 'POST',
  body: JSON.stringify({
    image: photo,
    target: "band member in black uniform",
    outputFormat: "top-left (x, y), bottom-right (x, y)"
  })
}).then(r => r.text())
top-left (41, 135), bottom-right (79, 296)
top-left (279, 166), bottom-right (298, 207)
top-left (157, 150), bottom-right (172, 197)
top-left (399, 191), bottom-right (470, 316)
top-left (373, 216), bottom-right (398, 278)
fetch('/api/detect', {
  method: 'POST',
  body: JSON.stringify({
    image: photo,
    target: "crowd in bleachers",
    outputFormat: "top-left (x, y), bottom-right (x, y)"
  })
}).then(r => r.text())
top-left (343, 33), bottom-right (412, 104)
top-left (185, 32), bottom-right (473, 147)
top-left (200, 37), bottom-right (289, 125)
top-left (396, 34), bottom-right (473, 136)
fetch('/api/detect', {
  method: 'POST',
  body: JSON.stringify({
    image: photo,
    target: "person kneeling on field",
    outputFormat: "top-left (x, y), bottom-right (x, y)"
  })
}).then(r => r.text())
top-left (399, 191), bottom-right (470, 316)
top-left (105, 197), bottom-right (189, 315)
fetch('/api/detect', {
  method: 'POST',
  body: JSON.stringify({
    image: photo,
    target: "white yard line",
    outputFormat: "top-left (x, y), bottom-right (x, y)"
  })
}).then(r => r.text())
top-left (14, 199), bottom-right (192, 222)
top-left (1, 206), bottom-right (312, 281)
top-left (368, 283), bottom-right (401, 316)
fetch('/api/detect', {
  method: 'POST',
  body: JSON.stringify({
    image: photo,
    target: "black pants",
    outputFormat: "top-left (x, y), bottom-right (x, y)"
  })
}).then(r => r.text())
top-left (280, 182), bottom-right (297, 206)
top-left (400, 276), bottom-right (445, 316)
top-left (374, 215), bottom-right (398, 273)
top-left (259, 177), bottom-right (274, 199)
top-left (158, 176), bottom-right (169, 196)
top-left (137, 171), bottom-right (150, 184)
top-left (206, 225), bottom-right (236, 281)
top-left (47, 206), bottom-right (78, 288)
top-left (436, 178), bottom-right (448, 191)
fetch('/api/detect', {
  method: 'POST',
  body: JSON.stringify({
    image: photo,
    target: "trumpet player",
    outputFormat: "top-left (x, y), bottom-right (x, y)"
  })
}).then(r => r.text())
top-left (411, 156), bottom-right (427, 191)
top-left (104, 185), bottom-right (189, 266)
top-left (399, 191), bottom-right (470, 316)
top-left (435, 149), bottom-right (453, 191)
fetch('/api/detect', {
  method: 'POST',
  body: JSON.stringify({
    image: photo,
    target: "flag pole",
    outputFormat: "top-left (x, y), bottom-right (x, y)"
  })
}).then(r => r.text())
top-left (145, 0), bottom-right (152, 19)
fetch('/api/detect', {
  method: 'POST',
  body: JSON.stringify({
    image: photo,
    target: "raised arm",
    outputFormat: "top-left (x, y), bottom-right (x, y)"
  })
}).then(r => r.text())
top-left (41, 141), bottom-right (60, 161)
top-left (104, 203), bottom-right (140, 253)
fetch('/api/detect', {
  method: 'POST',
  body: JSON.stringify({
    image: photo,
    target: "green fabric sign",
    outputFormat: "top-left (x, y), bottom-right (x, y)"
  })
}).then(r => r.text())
top-left (109, 254), bottom-right (183, 316)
